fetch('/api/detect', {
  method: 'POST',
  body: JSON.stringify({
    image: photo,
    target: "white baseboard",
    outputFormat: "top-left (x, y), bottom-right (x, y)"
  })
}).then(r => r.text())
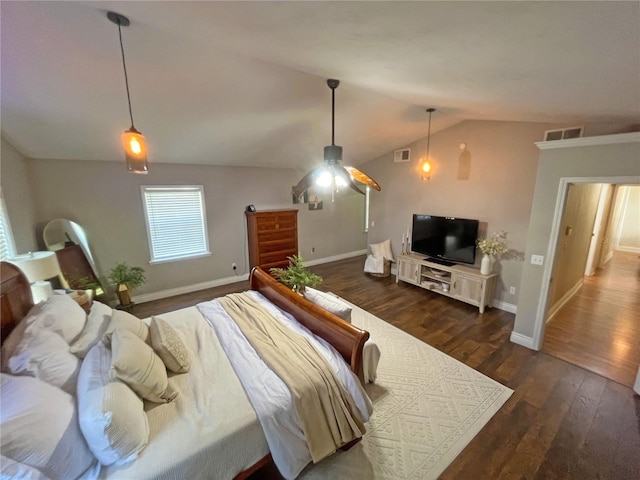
top-left (493, 300), bottom-right (517, 314)
top-left (615, 246), bottom-right (640, 253)
top-left (546, 278), bottom-right (583, 322)
top-left (132, 249), bottom-right (368, 305)
top-left (510, 331), bottom-right (536, 350)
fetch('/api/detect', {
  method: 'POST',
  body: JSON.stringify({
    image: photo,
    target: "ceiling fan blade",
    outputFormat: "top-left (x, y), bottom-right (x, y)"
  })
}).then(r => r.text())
top-left (335, 166), bottom-right (365, 195)
top-left (345, 166), bottom-right (382, 191)
top-left (292, 168), bottom-right (320, 199)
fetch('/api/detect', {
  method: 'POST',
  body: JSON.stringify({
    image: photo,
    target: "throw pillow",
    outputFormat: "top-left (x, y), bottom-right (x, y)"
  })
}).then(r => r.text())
top-left (103, 309), bottom-right (150, 346)
top-left (369, 239), bottom-right (394, 261)
top-left (304, 287), bottom-right (352, 322)
top-left (77, 341), bottom-right (149, 466)
top-left (110, 328), bottom-right (178, 403)
top-left (149, 316), bottom-right (191, 373)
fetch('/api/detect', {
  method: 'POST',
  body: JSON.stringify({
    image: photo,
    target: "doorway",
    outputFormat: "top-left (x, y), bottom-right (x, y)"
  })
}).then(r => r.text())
top-left (542, 184), bottom-right (640, 387)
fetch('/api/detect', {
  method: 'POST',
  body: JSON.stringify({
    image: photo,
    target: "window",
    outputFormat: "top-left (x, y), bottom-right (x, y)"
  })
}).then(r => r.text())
top-left (141, 186), bottom-right (210, 263)
top-left (0, 189), bottom-right (16, 261)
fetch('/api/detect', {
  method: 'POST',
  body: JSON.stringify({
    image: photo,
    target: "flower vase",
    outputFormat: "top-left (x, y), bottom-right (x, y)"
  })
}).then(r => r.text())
top-left (480, 254), bottom-right (492, 275)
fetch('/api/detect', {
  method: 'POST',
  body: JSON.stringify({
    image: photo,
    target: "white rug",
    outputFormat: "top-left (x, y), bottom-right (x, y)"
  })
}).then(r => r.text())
top-left (300, 298), bottom-right (513, 480)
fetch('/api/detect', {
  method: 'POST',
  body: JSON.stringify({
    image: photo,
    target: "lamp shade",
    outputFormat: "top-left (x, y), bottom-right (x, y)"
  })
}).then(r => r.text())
top-left (8, 251), bottom-right (61, 283)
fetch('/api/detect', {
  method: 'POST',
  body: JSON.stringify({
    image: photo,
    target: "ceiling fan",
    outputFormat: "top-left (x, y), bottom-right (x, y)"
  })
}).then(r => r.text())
top-left (292, 79), bottom-right (381, 201)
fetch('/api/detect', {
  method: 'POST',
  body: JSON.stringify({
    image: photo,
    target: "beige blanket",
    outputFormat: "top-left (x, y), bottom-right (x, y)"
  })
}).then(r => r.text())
top-left (218, 293), bottom-right (366, 462)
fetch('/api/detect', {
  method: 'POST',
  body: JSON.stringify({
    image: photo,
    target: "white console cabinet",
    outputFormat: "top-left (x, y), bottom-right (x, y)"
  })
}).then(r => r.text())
top-left (396, 253), bottom-right (498, 313)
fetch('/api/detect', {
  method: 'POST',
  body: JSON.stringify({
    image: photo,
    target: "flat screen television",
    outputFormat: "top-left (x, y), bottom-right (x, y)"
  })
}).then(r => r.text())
top-left (411, 214), bottom-right (479, 265)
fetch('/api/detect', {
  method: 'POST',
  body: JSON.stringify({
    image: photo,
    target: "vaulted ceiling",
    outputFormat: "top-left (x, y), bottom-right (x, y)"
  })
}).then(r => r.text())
top-left (2, 1), bottom-right (639, 170)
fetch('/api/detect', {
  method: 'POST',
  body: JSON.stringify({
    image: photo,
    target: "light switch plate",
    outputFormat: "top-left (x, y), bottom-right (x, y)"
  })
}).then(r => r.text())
top-left (531, 254), bottom-right (544, 266)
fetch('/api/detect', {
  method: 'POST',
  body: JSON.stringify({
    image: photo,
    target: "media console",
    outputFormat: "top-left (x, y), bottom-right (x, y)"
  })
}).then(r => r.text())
top-left (396, 253), bottom-right (498, 313)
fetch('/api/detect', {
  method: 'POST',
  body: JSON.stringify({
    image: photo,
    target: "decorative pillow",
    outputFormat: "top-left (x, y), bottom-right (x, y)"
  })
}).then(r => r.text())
top-left (77, 342), bottom-right (149, 466)
top-left (103, 309), bottom-right (149, 346)
top-left (0, 374), bottom-right (100, 480)
top-left (70, 301), bottom-right (112, 358)
top-left (6, 328), bottom-right (81, 395)
top-left (369, 239), bottom-right (394, 261)
top-left (304, 287), bottom-right (352, 322)
top-left (149, 316), bottom-right (191, 373)
top-left (110, 328), bottom-right (178, 403)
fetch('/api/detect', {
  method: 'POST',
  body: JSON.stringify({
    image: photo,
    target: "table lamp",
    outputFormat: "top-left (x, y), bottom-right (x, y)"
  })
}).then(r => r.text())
top-left (8, 251), bottom-right (62, 303)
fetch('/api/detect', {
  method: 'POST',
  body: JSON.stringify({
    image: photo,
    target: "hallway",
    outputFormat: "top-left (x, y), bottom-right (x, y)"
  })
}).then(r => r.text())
top-left (542, 250), bottom-right (640, 387)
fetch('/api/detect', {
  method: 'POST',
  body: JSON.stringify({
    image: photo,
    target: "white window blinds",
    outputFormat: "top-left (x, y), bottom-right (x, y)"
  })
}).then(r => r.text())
top-left (0, 191), bottom-right (16, 261)
top-left (141, 186), bottom-right (210, 263)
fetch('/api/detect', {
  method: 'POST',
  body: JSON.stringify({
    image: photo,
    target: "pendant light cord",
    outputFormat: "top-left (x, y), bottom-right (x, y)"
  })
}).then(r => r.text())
top-left (426, 109), bottom-right (433, 159)
top-left (331, 85), bottom-right (335, 146)
top-left (117, 21), bottom-right (135, 129)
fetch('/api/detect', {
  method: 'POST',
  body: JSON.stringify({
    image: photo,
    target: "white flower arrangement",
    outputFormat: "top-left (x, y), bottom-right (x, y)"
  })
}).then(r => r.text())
top-left (477, 230), bottom-right (509, 257)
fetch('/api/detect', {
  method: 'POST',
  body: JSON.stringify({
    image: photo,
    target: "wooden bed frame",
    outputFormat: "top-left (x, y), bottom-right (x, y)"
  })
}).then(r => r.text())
top-left (0, 262), bottom-right (369, 479)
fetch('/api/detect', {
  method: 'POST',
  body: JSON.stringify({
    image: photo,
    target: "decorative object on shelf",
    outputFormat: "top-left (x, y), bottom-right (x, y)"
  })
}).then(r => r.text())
top-left (292, 188), bottom-right (308, 204)
top-left (309, 196), bottom-right (323, 210)
top-left (477, 231), bottom-right (509, 275)
top-left (292, 79), bottom-right (381, 202)
top-left (8, 251), bottom-right (62, 303)
top-left (421, 108), bottom-right (436, 180)
top-left (108, 262), bottom-right (146, 307)
top-left (107, 11), bottom-right (149, 174)
top-left (270, 255), bottom-right (322, 293)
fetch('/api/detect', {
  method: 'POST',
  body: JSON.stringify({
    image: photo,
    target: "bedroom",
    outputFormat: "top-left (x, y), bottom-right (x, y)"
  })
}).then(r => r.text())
top-left (1, 1), bottom-right (639, 479)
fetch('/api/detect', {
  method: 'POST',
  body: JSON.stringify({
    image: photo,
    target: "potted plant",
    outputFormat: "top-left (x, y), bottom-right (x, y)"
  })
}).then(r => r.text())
top-left (270, 255), bottom-right (322, 293)
top-left (108, 262), bottom-right (146, 307)
top-left (477, 231), bottom-right (509, 275)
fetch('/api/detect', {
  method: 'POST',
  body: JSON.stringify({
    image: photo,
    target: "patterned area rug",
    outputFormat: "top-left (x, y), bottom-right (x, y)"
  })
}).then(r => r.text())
top-left (300, 297), bottom-right (513, 480)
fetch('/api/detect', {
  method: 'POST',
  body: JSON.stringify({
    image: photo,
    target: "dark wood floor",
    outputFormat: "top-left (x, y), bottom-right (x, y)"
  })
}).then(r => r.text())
top-left (543, 250), bottom-right (640, 388)
top-left (131, 256), bottom-right (640, 479)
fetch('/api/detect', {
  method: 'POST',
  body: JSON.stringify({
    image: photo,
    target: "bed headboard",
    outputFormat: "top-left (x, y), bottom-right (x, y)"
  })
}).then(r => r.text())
top-left (249, 266), bottom-right (369, 384)
top-left (1, 262), bottom-right (34, 344)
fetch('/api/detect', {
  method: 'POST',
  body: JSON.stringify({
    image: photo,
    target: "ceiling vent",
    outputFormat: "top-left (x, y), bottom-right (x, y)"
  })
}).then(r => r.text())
top-left (394, 148), bottom-right (411, 163)
top-left (544, 126), bottom-right (584, 141)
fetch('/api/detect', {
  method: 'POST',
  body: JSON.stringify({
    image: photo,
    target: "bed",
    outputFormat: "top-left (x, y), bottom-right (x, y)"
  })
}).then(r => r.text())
top-left (0, 261), bottom-right (371, 480)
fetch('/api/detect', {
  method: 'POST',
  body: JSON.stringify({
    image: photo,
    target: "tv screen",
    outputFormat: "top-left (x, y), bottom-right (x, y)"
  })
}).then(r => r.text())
top-left (411, 214), bottom-right (479, 265)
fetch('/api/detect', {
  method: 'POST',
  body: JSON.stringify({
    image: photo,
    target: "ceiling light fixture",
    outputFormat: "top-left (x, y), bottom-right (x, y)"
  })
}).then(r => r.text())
top-left (421, 108), bottom-right (435, 180)
top-left (292, 79), bottom-right (380, 202)
top-left (107, 11), bottom-right (148, 174)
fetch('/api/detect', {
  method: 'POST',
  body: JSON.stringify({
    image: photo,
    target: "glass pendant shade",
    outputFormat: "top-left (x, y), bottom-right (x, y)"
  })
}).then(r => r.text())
top-left (122, 127), bottom-right (148, 174)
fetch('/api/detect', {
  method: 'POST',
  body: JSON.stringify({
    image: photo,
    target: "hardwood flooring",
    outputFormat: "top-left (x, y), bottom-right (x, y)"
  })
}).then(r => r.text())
top-left (542, 250), bottom-right (640, 388)
top-left (131, 256), bottom-right (640, 479)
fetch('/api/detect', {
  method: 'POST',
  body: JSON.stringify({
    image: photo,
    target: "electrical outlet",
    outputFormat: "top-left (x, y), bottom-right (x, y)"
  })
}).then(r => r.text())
top-left (509, 286), bottom-right (516, 295)
top-left (232, 262), bottom-right (237, 271)
top-left (531, 254), bottom-right (544, 266)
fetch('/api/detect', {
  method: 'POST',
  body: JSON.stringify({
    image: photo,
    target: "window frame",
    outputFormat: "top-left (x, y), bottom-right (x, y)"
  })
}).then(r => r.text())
top-left (0, 188), bottom-right (17, 261)
top-left (141, 185), bottom-right (211, 264)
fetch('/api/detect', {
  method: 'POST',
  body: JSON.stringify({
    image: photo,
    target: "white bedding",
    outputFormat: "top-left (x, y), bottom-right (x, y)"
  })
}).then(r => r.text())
top-left (197, 291), bottom-right (372, 480)
top-left (99, 306), bottom-right (268, 480)
top-left (100, 291), bottom-right (371, 480)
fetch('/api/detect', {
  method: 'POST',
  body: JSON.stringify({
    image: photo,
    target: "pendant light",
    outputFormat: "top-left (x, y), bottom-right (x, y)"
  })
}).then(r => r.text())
top-left (292, 79), bottom-right (380, 202)
top-left (421, 108), bottom-right (435, 180)
top-left (107, 11), bottom-right (148, 174)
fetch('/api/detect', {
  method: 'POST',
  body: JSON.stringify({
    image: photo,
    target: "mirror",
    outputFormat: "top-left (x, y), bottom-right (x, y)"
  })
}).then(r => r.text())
top-left (43, 219), bottom-right (103, 294)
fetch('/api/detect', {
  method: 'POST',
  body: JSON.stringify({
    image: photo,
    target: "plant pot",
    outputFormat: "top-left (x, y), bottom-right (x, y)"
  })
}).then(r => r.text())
top-left (117, 283), bottom-right (132, 306)
top-left (480, 254), bottom-right (492, 275)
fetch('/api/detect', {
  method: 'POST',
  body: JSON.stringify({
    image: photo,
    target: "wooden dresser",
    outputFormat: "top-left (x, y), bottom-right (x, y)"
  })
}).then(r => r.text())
top-left (246, 209), bottom-right (298, 270)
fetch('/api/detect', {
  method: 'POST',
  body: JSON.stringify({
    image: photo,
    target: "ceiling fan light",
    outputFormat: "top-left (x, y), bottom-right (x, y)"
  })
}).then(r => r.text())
top-left (316, 169), bottom-right (333, 187)
top-left (335, 174), bottom-right (348, 187)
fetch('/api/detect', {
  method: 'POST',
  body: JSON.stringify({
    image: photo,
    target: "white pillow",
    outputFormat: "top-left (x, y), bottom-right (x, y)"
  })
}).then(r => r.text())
top-left (103, 309), bottom-right (149, 346)
top-left (1, 318), bottom-right (30, 371)
top-left (24, 295), bottom-right (87, 344)
top-left (303, 287), bottom-right (352, 322)
top-left (149, 316), bottom-right (191, 373)
top-left (6, 328), bottom-right (80, 395)
top-left (77, 342), bottom-right (149, 466)
top-left (0, 374), bottom-right (100, 480)
top-left (369, 239), bottom-right (394, 261)
top-left (111, 328), bottom-right (178, 403)
top-left (70, 301), bottom-right (112, 358)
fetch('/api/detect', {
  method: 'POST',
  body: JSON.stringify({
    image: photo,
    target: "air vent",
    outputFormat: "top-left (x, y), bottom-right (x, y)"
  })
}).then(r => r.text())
top-left (544, 126), bottom-right (584, 141)
top-left (394, 148), bottom-right (411, 163)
